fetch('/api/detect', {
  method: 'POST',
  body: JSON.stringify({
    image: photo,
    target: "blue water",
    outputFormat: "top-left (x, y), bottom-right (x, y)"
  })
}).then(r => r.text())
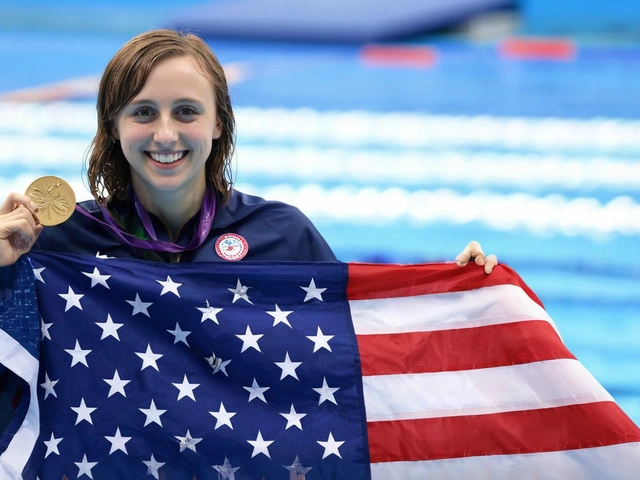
top-left (0, 5), bottom-right (638, 426)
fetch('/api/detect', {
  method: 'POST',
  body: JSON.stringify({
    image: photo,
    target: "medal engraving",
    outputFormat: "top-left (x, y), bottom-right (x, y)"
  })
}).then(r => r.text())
top-left (26, 176), bottom-right (76, 226)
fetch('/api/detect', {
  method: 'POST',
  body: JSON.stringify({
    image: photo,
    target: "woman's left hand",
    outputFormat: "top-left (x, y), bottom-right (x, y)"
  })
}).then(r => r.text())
top-left (455, 240), bottom-right (498, 274)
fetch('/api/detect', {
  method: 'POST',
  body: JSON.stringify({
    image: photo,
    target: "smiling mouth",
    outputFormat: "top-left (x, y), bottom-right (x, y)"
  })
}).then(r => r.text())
top-left (148, 151), bottom-right (188, 164)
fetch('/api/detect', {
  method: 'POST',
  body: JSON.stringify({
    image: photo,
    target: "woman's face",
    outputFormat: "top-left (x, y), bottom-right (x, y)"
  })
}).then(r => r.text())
top-left (112, 55), bottom-right (221, 208)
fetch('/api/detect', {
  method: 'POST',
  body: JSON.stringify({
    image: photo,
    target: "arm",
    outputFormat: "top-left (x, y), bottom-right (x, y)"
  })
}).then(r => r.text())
top-left (0, 193), bottom-right (43, 267)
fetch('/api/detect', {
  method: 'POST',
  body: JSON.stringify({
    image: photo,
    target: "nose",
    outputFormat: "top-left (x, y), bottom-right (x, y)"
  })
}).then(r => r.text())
top-left (153, 115), bottom-right (178, 146)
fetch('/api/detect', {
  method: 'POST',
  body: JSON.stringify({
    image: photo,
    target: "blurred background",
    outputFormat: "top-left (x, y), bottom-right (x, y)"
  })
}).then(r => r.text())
top-left (0, 0), bottom-right (638, 423)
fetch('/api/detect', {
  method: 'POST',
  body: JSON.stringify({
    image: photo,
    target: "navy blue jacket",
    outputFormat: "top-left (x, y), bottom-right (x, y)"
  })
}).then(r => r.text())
top-left (33, 189), bottom-right (337, 263)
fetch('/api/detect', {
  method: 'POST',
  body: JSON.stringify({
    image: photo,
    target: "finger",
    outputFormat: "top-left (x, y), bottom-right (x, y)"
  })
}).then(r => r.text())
top-left (1, 192), bottom-right (39, 216)
top-left (483, 253), bottom-right (498, 274)
top-left (0, 207), bottom-right (40, 241)
top-left (456, 240), bottom-right (483, 266)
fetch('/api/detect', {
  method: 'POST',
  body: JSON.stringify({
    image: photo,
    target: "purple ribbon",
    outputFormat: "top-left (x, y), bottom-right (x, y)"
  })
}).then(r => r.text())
top-left (74, 188), bottom-right (217, 253)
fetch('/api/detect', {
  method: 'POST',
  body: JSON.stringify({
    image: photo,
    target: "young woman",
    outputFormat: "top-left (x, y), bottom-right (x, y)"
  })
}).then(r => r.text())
top-left (0, 29), bottom-right (496, 271)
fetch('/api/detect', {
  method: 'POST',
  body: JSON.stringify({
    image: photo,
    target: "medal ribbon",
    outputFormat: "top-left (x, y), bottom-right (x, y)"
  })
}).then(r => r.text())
top-left (75, 188), bottom-right (217, 253)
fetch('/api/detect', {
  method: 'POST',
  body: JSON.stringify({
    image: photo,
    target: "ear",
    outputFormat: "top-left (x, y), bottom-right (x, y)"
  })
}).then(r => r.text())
top-left (110, 122), bottom-right (120, 140)
top-left (213, 120), bottom-right (222, 140)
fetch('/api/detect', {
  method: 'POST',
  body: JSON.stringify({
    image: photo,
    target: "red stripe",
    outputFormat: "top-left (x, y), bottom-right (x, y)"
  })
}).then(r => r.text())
top-left (357, 320), bottom-right (574, 376)
top-left (360, 45), bottom-right (438, 68)
top-left (499, 38), bottom-right (576, 60)
top-left (368, 402), bottom-right (640, 463)
top-left (347, 263), bottom-right (543, 307)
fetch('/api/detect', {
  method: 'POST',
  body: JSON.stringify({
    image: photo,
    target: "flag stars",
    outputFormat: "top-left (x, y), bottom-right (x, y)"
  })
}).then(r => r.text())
top-left (126, 293), bottom-right (152, 317)
top-left (284, 456), bottom-right (312, 476)
top-left (157, 276), bottom-right (182, 297)
top-left (41, 317), bottom-right (52, 340)
top-left (172, 374), bottom-right (200, 401)
top-left (82, 267), bottom-right (111, 288)
top-left (105, 427), bottom-right (132, 455)
top-left (75, 453), bottom-right (98, 478)
top-left (43, 432), bottom-right (63, 458)
top-left (313, 377), bottom-right (340, 405)
top-left (213, 457), bottom-right (241, 479)
top-left (71, 398), bottom-right (96, 425)
top-left (236, 325), bottom-right (263, 353)
top-left (40, 372), bottom-right (58, 399)
top-left (167, 322), bottom-right (191, 346)
top-left (205, 352), bottom-right (231, 376)
top-left (229, 278), bottom-right (253, 304)
top-left (209, 402), bottom-right (236, 430)
top-left (307, 326), bottom-right (335, 352)
top-left (248, 431), bottom-right (274, 458)
top-left (317, 432), bottom-right (345, 459)
top-left (32, 266), bottom-right (45, 283)
top-left (139, 400), bottom-right (167, 427)
top-left (280, 404), bottom-right (307, 430)
top-left (104, 370), bottom-right (130, 398)
top-left (143, 454), bottom-right (165, 480)
top-left (59, 286), bottom-right (84, 312)
top-left (135, 344), bottom-right (163, 371)
top-left (197, 300), bottom-right (223, 324)
top-left (64, 340), bottom-right (91, 367)
top-left (175, 430), bottom-right (202, 453)
top-left (95, 313), bottom-right (124, 341)
top-left (300, 278), bottom-right (326, 302)
top-left (267, 304), bottom-right (294, 328)
top-left (275, 352), bottom-right (302, 380)
top-left (244, 378), bottom-right (270, 403)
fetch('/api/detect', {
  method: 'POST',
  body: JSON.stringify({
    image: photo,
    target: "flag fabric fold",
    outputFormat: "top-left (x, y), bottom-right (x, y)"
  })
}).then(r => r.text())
top-left (0, 252), bottom-right (638, 479)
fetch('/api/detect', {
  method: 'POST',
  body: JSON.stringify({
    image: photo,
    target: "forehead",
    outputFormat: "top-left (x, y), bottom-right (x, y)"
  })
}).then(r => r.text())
top-left (135, 55), bottom-right (215, 101)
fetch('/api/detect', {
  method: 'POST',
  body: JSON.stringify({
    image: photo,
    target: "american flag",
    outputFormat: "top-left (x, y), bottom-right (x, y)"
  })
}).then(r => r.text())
top-left (0, 252), bottom-right (639, 479)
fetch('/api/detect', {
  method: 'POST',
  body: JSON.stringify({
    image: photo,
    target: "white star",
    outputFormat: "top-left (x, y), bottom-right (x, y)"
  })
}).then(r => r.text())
top-left (167, 323), bottom-right (190, 346)
top-left (105, 427), bottom-right (132, 455)
top-left (43, 432), bottom-right (62, 458)
top-left (243, 378), bottom-right (270, 403)
top-left (139, 399), bottom-right (166, 427)
top-left (75, 453), bottom-right (98, 478)
top-left (157, 276), bottom-right (182, 297)
top-left (40, 372), bottom-right (58, 399)
top-left (41, 317), bottom-right (52, 340)
top-left (307, 326), bottom-right (334, 352)
top-left (266, 304), bottom-right (293, 328)
top-left (197, 300), bottom-right (223, 324)
top-left (59, 286), bottom-right (84, 312)
top-left (300, 278), bottom-right (326, 302)
top-left (209, 402), bottom-right (236, 429)
top-left (175, 430), bottom-right (202, 453)
top-left (205, 352), bottom-right (231, 376)
top-left (82, 267), bottom-right (111, 288)
top-left (275, 352), bottom-right (302, 380)
top-left (172, 374), bottom-right (200, 401)
top-left (135, 344), bottom-right (163, 371)
top-left (95, 313), bottom-right (124, 340)
top-left (126, 293), bottom-right (152, 317)
top-left (64, 340), bottom-right (91, 368)
top-left (213, 457), bottom-right (241, 480)
top-left (71, 398), bottom-right (96, 425)
top-left (228, 278), bottom-right (253, 304)
top-left (280, 404), bottom-right (306, 430)
top-left (32, 267), bottom-right (45, 283)
top-left (248, 431), bottom-right (273, 458)
top-left (95, 251), bottom-right (114, 259)
top-left (236, 325), bottom-right (263, 353)
top-left (284, 456), bottom-right (312, 476)
top-left (104, 370), bottom-right (130, 398)
top-left (143, 454), bottom-right (165, 479)
top-left (313, 377), bottom-right (339, 405)
top-left (317, 432), bottom-right (345, 459)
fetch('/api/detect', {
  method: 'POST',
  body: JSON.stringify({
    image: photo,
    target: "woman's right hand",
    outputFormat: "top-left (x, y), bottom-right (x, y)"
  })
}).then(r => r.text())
top-left (0, 193), bottom-right (43, 267)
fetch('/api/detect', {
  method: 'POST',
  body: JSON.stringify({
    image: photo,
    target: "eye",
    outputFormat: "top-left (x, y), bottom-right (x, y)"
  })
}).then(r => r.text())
top-left (176, 106), bottom-right (198, 117)
top-left (132, 107), bottom-right (155, 118)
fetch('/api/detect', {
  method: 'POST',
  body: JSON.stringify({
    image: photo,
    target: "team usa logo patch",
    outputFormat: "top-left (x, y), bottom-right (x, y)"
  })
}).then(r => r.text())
top-left (215, 233), bottom-right (249, 261)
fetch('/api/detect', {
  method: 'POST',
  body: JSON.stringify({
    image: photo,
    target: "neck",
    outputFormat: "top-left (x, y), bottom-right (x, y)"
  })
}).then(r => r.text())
top-left (134, 187), bottom-right (205, 241)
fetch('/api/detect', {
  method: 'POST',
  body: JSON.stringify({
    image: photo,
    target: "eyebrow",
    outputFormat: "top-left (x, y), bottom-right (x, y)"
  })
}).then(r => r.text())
top-left (128, 98), bottom-right (205, 107)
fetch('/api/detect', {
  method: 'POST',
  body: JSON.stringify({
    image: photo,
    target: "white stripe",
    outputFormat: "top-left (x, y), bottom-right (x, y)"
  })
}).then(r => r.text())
top-left (0, 329), bottom-right (40, 478)
top-left (350, 284), bottom-right (553, 335)
top-left (363, 359), bottom-right (612, 421)
top-left (370, 442), bottom-right (640, 480)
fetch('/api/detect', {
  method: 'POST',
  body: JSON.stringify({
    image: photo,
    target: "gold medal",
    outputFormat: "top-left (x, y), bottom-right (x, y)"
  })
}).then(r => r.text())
top-left (25, 176), bottom-right (76, 226)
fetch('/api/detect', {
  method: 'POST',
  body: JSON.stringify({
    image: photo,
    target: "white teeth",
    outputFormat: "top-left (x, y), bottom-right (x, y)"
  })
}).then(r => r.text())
top-left (150, 152), bottom-right (185, 163)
